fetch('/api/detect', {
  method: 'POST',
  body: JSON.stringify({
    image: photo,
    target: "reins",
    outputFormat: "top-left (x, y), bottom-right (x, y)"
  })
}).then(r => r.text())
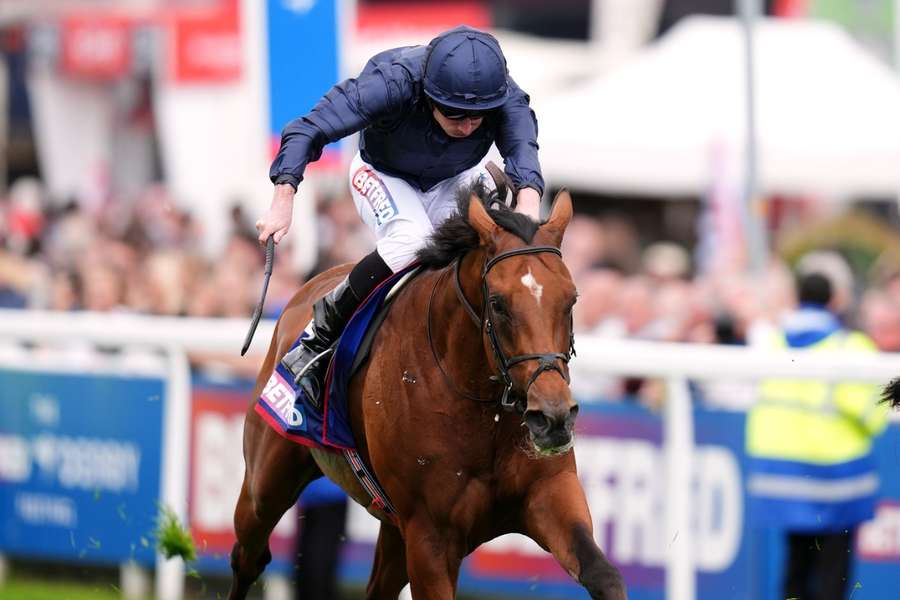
top-left (426, 265), bottom-right (497, 404)
top-left (426, 245), bottom-right (576, 412)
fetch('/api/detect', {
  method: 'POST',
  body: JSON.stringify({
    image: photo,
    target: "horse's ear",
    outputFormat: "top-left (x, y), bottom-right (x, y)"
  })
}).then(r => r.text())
top-left (468, 193), bottom-right (501, 246)
top-left (536, 189), bottom-right (573, 248)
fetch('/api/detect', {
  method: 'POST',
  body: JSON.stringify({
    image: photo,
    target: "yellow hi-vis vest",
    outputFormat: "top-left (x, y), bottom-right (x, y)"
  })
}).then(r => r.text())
top-left (746, 330), bottom-right (888, 465)
top-left (746, 329), bottom-right (889, 529)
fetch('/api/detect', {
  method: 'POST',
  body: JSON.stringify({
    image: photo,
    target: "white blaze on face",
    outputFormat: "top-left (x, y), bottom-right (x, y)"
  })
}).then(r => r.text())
top-left (520, 268), bottom-right (543, 305)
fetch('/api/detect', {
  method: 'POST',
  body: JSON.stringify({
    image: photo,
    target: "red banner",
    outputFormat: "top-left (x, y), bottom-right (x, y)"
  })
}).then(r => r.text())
top-left (60, 15), bottom-right (132, 80)
top-left (357, 1), bottom-right (491, 34)
top-left (189, 384), bottom-right (296, 560)
top-left (167, 0), bottom-right (241, 83)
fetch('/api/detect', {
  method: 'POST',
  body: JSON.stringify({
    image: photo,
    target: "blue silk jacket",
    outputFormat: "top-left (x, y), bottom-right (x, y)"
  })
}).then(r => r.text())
top-left (269, 41), bottom-right (543, 194)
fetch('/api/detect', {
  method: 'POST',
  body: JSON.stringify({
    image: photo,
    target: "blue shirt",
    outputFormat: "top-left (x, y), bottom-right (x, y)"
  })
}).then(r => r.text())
top-left (270, 45), bottom-right (544, 194)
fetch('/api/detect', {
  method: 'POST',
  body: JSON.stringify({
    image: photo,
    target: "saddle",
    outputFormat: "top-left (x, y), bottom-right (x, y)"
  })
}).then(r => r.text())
top-left (256, 265), bottom-right (421, 516)
top-left (256, 264), bottom-right (421, 450)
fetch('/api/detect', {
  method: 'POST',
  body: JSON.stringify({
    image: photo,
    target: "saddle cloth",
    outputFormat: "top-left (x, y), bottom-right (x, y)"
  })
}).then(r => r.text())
top-left (255, 264), bottom-right (420, 450)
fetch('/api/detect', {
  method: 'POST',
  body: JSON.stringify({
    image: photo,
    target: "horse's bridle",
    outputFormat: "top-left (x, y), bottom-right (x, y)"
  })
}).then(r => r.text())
top-left (429, 245), bottom-right (576, 412)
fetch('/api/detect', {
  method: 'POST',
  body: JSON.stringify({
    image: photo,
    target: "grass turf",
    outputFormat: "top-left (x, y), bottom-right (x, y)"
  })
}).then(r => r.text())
top-left (0, 577), bottom-right (126, 600)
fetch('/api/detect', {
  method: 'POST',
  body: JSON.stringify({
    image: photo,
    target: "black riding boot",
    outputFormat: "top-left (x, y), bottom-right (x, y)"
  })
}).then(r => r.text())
top-left (281, 250), bottom-right (393, 408)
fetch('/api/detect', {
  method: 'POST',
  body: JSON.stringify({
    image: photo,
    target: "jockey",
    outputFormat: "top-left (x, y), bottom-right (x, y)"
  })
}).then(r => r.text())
top-left (257, 25), bottom-right (544, 407)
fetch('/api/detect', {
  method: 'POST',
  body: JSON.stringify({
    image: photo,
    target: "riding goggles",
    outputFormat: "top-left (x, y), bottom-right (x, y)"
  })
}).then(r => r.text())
top-left (433, 101), bottom-right (494, 120)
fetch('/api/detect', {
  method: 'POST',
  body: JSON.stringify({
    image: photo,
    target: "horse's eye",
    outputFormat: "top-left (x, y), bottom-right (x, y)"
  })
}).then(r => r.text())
top-left (489, 296), bottom-right (508, 316)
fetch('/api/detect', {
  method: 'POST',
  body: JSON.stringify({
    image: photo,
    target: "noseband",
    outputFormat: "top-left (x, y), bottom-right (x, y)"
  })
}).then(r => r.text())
top-left (431, 245), bottom-right (575, 412)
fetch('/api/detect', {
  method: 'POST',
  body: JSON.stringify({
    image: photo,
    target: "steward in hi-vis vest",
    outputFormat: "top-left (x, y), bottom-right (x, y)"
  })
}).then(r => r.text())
top-left (746, 270), bottom-right (888, 600)
top-left (747, 329), bottom-right (886, 527)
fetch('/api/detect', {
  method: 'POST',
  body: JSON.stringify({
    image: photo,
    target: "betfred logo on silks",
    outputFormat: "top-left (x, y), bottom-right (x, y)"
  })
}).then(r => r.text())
top-left (260, 371), bottom-right (304, 428)
top-left (352, 166), bottom-right (398, 226)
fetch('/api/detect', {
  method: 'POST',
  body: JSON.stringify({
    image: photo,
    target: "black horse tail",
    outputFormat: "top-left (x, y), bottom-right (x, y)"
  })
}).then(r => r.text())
top-left (882, 377), bottom-right (900, 409)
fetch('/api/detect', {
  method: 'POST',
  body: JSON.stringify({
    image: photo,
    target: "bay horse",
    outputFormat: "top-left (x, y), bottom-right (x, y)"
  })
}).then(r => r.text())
top-left (229, 186), bottom-right (627, 599)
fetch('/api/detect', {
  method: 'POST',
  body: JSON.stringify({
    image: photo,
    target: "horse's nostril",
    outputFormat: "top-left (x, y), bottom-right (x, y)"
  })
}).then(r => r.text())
top-left (524, 410), bottom-right (551, 434)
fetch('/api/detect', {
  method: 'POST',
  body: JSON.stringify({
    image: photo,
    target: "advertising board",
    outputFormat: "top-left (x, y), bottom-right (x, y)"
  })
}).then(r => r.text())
top-left (0, 369), bottom-right (164, 565)
top-left (189, 377), bottom-right (296, 573)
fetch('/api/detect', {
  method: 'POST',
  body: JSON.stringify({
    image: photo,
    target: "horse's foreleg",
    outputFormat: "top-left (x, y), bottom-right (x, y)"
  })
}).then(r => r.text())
top-left (403, 517), bottom-right (463, 599)
top-left (228, 427), bottom-right (321, 600)
top-left (228, 479), bottom-right (275, 600)
top-left (366, 521), bottom-right (409, 600)
top-left (523, 473), bottom-right (627, 600)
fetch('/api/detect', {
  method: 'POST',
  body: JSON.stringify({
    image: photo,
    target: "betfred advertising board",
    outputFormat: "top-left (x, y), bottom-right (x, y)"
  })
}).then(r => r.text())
top-left (338, 402), bottom-right (754, 599)
top-left (0, 369), bottom-right (163, 565)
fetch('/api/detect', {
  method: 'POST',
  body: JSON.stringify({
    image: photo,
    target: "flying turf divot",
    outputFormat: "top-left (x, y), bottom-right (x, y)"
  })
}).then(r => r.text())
top-left (154, 504), bottom-right (197, 563)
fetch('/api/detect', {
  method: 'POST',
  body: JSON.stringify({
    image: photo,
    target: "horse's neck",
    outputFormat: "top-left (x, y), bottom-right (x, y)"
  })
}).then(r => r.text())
top-left (429, 251), bottom-right (496, 396)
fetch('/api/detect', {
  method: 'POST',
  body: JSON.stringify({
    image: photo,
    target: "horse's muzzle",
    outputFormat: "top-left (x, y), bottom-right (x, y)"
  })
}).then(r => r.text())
top-left (524, 405), bottom-right (579, 453)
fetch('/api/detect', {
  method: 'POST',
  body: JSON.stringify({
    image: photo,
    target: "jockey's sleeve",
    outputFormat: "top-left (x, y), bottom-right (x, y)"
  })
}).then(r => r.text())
top-left (495, 77), bottom-right (545, 196)
top-left (269, 64), bottom-right (414, 189)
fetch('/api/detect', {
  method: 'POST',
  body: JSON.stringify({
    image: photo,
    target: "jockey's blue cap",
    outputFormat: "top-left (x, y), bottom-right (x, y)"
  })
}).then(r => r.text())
top-left (424, 26), bottom-right (509, 111)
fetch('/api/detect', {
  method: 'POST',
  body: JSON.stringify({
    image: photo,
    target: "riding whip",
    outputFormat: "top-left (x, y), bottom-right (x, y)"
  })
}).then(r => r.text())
top-left (241, 234), bottom-right (275, 356)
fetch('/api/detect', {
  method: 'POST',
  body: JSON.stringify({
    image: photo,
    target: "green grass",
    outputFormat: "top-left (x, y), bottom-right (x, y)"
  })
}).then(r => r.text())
top-left (0, 577), bottom-right (124, 600)
top-left (155, 504), bottom-right (196, 563)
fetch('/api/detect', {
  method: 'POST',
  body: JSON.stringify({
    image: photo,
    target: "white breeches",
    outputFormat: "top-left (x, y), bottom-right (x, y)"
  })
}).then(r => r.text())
top-left (348, 152), bottom-right (495, 273)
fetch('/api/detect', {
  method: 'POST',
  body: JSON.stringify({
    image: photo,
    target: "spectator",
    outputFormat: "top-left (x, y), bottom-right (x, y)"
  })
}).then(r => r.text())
top-left (617, 276), bottom-right (658, 339)
top-left (796, 250), bottom-right (855, 317)
top-left (745, 270), bottom-right (889, 600)
top-left (641, 241), bottom-right (690, 283)
top-left (79, 262), bottom-right (125, 313)
top-left (573, 267), bottom-right (624, 335)
top-left (860, 289), bottom-right (900, 353)
top-left (560, 215), bottom-right (606, 281)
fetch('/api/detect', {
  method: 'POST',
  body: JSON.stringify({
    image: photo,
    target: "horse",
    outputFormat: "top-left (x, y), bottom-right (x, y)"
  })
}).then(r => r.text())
top-left (228, 185), bottom-right (627, 599)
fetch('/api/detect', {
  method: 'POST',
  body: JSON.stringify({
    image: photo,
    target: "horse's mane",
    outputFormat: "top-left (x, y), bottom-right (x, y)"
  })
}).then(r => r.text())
top-left (415, 181), bottom-right (540, 269)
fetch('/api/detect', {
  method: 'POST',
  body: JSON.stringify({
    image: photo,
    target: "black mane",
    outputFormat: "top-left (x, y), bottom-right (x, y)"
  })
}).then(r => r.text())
top-left (415, 181), bottom-right (540, 269)
top-left (883, 377), bottom-right (900, 409)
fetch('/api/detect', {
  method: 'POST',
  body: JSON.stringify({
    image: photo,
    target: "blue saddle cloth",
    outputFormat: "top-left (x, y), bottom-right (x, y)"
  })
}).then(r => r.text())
top-left (255, 265), bottom-right (417, 450)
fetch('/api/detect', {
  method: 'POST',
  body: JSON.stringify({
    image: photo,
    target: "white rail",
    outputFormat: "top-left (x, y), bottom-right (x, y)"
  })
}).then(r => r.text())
top-left (1, 311), bottom-right (897, 600)
top-left (573, 336), bottom-right (900, 382)
top-left (0, 309), bottom-right (276, 355)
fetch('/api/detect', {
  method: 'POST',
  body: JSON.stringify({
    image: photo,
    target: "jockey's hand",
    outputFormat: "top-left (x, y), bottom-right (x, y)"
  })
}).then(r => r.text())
top-left (256, 184), bottom-right (295, 245)
top-left (515, 187), bottom-right (541, 221)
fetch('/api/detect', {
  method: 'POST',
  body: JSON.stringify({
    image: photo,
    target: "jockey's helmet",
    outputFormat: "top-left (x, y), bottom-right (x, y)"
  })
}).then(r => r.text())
top-left (424, 26), bottom-right (509, 111)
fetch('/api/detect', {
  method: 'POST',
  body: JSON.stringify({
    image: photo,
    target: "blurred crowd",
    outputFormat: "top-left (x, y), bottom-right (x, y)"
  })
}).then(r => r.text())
top-left (567, 216), bottom-right (900, 351)
top-left (563, 211), bottom-right (900, 405)
top-left (3, 176), bottom-right (900, 401)
top-left (0, 177), bottom-right (344, 319)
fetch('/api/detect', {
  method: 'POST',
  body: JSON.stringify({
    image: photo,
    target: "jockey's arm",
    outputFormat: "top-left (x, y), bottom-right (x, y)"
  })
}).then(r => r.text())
top-left (268, 64), bottom-right (414, 191)
top-left (494, 77), bottom-right (545, 210)
top-left (259, 66), bottom-right (414, 243)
